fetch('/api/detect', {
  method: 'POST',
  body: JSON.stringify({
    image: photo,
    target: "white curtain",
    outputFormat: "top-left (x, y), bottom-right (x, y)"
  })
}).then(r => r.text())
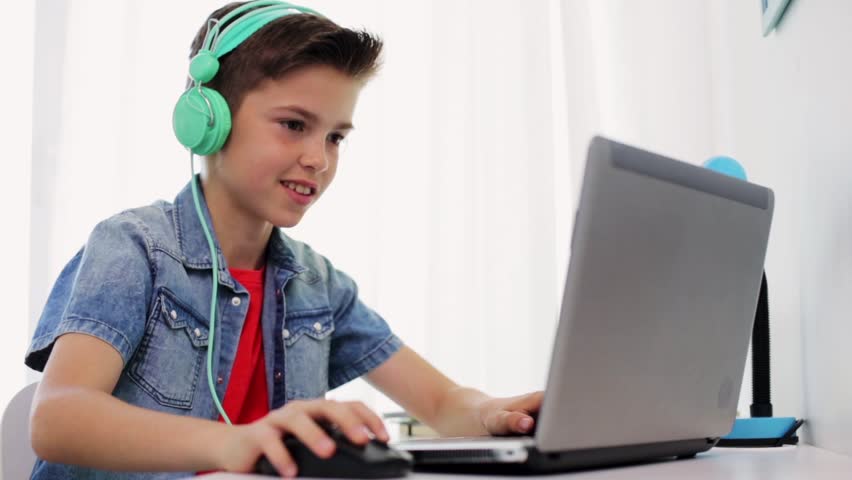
top-left (0, 1), bottom-right (35, 427)
top-left (20, 0), bottom-right (574, 416)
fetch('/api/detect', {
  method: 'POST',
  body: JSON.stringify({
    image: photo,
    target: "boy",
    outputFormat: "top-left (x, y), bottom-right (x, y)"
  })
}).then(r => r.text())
top-left (26, 2), bottom-right (542, 478)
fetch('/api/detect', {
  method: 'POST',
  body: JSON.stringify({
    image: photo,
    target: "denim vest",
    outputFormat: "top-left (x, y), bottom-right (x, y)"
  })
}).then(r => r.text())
top-left (26, 179), bottom-right (402, 479)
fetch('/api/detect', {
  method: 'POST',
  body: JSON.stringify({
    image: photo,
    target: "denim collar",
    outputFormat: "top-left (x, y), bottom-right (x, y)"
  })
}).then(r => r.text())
top-left (172, 176), bottom-right (308, 285)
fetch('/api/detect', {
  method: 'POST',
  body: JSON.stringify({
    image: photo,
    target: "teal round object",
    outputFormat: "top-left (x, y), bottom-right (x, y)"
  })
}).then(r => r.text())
top-left (173, 90), bottom-right (209, 150)
top-left (197, 87), bottom-right (232, 155)
top-left (172, 87), bottom-right (232, 155)
top-left (703, 156), bottom-right (747, 181)
top-left (189, 50), bottom-right (220, 83)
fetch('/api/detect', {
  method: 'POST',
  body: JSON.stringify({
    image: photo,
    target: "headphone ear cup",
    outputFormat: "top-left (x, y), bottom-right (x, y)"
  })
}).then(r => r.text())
top-left (172, 86), bottom-right (232, 156)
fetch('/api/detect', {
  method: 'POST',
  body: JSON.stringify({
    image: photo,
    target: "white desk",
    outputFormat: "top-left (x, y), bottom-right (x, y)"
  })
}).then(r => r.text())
top-left (198, 445), bottom-right (852, 479)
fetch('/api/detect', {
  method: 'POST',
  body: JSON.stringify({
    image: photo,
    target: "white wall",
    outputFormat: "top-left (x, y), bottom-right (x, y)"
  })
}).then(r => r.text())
top-left (560, 0), bottom-right (852, 455)
top-left (709, 0), bottom-right (852, 456)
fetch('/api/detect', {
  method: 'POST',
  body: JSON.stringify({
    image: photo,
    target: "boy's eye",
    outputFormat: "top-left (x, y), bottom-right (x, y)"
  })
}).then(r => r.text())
top-left (280, 120), bottom-right (305, 132)
top-left (328, 133), bottom-right (346, 146)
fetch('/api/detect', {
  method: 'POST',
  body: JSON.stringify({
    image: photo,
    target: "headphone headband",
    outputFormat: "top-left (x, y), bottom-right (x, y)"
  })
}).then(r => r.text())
top-left (200, 1), bottom-right (320, 59)
top-left (202, 0), bottom-right (291, 51)
top-left (189, 1), bottom-right (320, 85)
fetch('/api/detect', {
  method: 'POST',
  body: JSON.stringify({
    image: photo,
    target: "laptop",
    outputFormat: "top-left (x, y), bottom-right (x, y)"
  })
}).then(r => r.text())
top-left (393, 136), bottom-right (775, 473)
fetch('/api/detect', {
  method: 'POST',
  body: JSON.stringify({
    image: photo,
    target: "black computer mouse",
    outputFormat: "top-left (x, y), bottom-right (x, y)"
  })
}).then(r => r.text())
top-left (254, 422), bottom-right (413, 478)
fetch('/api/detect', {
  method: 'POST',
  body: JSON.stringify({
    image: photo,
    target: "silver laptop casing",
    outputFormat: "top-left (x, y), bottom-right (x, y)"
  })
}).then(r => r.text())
top-left (536, 136), bottom-right (773, 452)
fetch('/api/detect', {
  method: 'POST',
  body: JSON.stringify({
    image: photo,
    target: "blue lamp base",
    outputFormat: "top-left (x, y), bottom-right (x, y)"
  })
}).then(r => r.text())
top-left (717, 417), bottom-right (804, 447)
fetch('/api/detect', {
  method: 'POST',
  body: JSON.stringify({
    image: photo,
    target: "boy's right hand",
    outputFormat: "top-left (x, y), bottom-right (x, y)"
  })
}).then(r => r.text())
top-left (217, 399), bottom-right (390, 477)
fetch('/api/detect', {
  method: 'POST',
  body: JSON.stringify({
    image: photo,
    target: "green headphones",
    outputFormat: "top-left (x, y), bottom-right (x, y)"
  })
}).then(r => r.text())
top-left (173, 0), bottom-right (321, 156)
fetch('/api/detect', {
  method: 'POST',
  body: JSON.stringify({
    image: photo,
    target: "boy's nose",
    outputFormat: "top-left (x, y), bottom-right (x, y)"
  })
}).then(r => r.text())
top-left (299, 137), bottom-right (330, 173)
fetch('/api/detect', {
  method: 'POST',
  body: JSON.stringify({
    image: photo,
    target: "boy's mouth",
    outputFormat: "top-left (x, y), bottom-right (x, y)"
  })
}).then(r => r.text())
top-left (281, 180), bottom-right (316, 196)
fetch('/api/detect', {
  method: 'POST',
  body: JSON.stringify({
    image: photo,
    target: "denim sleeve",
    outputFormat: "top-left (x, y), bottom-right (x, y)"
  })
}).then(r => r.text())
top-left (325, 261), bottom-right (403, 390)
top-left (25, 214), bottom-right (153, 371)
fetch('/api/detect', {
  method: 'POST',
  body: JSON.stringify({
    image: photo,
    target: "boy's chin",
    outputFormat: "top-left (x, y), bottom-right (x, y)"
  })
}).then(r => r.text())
top-left (271, 213), bottom-right (304, 229)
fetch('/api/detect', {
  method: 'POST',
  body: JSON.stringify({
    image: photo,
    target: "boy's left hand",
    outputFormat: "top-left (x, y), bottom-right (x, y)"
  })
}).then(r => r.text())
top-left (478, 390), bottom-right (544, 436)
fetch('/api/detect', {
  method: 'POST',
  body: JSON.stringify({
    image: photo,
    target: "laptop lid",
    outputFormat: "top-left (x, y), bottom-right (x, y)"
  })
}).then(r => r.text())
top-left (535, 136), bottom-right (774, 452)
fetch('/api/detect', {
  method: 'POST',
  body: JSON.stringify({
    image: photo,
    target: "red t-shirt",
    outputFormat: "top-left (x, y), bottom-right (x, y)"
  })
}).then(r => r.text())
top-left (221, 266), bottom-right (270, 424)
top-left (198, 267), bottom-right (269, 476)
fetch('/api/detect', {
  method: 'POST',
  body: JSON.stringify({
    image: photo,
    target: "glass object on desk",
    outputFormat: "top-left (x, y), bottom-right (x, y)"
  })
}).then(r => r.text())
top-left (382, 411), bottom-right (438, 439)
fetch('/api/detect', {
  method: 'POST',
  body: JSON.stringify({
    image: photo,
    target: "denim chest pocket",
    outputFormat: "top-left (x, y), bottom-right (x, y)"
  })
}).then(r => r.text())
top-left (284, 308), bottom-right (334, 400)
top-left (128, 288), bottom-right (209, 410)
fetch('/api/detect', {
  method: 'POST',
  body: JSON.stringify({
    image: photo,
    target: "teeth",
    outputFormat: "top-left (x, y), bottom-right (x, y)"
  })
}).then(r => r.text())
top-left (283, 181), bottom-right (313, 195)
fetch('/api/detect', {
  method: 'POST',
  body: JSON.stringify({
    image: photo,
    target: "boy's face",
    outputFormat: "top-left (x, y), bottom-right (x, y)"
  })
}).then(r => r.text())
top-left (207, 64), bottom-right (361, 228)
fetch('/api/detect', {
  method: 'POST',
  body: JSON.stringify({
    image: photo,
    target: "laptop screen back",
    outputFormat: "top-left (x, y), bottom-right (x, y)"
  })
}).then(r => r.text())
top-left (536, 137), bottom-right (774, 452)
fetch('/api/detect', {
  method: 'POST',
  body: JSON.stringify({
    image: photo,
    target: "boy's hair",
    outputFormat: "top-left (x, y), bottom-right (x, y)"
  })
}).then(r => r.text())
top-left (189, 2), bottom-right (383, 115)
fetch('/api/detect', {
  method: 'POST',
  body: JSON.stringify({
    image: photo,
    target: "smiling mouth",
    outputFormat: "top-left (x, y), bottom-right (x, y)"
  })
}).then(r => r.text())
top-left (280, 181), bottom-right (316, 196)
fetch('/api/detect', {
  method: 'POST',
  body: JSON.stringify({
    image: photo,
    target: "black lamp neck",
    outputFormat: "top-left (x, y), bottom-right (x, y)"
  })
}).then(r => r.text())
top-left (750, 271), bottom-right (772, 418)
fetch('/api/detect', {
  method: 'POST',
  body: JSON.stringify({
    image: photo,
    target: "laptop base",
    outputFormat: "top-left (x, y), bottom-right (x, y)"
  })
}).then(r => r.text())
top-left (408, 438), bottom-right (718, 475)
